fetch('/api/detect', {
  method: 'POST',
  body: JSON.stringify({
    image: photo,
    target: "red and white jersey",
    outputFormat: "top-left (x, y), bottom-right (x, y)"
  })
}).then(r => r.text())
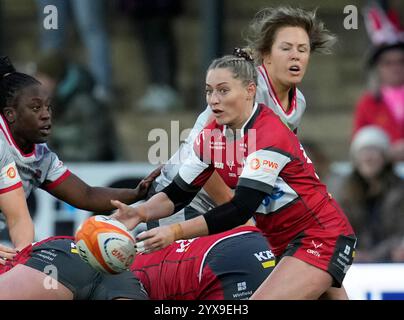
top-left (155, 65), bottom-right (306, 215)
top-left (131, 226), bottom-right (262, 300)
top-left (0, 115), bottom-right (71, 198)
top-left (256, 64), bottom-right (306, 132)
top-left (0, 140), bottom-right (22, 194)
top-left (175, 103), bottom-right (353, 256)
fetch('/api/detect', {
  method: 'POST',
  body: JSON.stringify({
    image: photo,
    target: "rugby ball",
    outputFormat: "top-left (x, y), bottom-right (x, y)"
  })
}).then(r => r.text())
top-left (75, 215), bottom-right (136, 274)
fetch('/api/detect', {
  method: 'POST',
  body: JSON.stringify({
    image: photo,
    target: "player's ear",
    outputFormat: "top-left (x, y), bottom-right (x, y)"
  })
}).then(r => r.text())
top-left (246, 82), bottom-right (256, 101)
top-left (3, 107), bottom-right (16, 124)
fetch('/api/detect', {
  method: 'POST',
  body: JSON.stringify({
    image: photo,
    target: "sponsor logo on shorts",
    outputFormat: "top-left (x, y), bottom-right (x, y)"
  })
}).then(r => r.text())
top-left (232, 281), bottom-right (253, 299)
top-left (307, 249), bottom-right (321, 257)
top-left (237, 281), bottom-right (247, 291)
top-left (312, 240), bottom-right (323, 249)
top-left (337, 247), bottom-right (354, 274)
top-left (254, 250), bottom-right (276, 268)
top-left (70, 242), bottom-right (78, 254)
top-left (307, 240), bottom-right (323, 257)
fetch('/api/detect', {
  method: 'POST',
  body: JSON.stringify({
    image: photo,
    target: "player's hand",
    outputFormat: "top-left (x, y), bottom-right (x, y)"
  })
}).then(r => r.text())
top-left (0, 244), bottom-right (17, 265)
top-left (133, 166), bottom-right (162, 201)
top-left (135, 225), bottom-right (175, 254)
top-left (110, 200), bottom-right (147, 230)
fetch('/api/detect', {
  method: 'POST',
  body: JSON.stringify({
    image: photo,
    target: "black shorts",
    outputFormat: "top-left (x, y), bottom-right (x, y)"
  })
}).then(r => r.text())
top-left (201, 231), bottom-right (275, 300)
top-left (24, 238), bottom-right (148, 300)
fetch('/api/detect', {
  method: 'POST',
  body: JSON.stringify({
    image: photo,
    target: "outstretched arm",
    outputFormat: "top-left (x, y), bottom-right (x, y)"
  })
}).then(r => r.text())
top-left (111, 178), bottom-right (200, 230)
top-left (47, 167), bottom-right (161, 212)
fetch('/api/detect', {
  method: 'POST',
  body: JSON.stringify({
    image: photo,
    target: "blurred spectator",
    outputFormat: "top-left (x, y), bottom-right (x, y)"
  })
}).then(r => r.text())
top-left (353, 1), bottom-right (404, 161)
top-left (36, 0), bottom-right (113, 104)
top-left (117, 0), bottom-right (183, 112)
top-left (334, 126), bottom-right (404, 262)
top-left (35, 51), bottom-right (119, 162)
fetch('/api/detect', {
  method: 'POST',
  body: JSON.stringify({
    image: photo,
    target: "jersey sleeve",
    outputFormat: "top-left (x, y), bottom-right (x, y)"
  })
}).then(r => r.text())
top-left (0, 143), bottom-right (22, 194)
top-left (238, 148), bottom-right (291, 194)
top-left (41, 151), bottom-right (71, 191)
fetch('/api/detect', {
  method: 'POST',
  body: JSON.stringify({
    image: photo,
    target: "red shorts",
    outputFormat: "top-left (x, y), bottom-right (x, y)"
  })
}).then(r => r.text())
top-left (281, 227), bottom-right (356, 287)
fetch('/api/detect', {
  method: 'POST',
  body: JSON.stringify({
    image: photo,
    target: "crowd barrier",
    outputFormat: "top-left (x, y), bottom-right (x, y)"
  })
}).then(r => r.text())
top-left (344, 263), bottom-right (404, 300)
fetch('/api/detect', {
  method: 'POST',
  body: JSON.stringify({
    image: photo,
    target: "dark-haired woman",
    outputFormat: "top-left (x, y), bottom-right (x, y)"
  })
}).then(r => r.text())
top-left (0, 56), bottom-right (160, 254)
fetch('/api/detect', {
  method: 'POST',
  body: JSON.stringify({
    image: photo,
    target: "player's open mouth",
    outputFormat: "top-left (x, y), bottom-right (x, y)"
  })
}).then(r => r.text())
top-left (39, 125), bottom-right (51, 135)
top-left (212, 109), bottom-right (224, 116)
top-left (289, 65), bottom-right (301, 75)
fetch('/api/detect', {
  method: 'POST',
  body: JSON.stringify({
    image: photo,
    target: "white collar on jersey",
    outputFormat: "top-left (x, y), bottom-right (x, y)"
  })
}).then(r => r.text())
top-left (222, 102), bottom-right (258, 138)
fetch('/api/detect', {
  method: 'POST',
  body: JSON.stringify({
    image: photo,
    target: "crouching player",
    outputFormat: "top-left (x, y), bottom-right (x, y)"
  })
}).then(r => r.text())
top-left (0, 236), bottom-right (148, 300)
top-left (131, 225), bottom-right (274, 300)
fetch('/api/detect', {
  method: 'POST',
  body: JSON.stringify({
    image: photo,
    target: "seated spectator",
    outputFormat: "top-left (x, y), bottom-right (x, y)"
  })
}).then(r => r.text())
top-left (35, 51), bottom-right (119, 161)
top-left (353, 1), bottom-right (404, 161)
top-left (334, 126), bottom-right (404, 262)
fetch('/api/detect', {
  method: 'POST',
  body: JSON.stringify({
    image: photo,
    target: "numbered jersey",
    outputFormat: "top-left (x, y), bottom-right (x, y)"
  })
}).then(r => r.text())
top-left (0, 115), bottom-right (71, 198)
top-left (175, 103), bottom-right (352, 256)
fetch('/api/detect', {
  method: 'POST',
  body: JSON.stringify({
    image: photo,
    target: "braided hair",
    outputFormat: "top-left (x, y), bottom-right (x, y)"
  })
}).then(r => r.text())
top-left (207, 48), bottom-right (258, 86)
top-left (0, 56), bottom-right (40, 112)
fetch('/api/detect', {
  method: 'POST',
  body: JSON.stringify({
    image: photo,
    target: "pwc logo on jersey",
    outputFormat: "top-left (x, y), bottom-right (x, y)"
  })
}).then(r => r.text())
top-left (249, 158), bottom-right (279, 172)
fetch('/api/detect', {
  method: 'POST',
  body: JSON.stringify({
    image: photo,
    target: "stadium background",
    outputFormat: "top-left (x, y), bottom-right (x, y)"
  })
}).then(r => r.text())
top-left (1, 0), bottom-right (404, 300)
